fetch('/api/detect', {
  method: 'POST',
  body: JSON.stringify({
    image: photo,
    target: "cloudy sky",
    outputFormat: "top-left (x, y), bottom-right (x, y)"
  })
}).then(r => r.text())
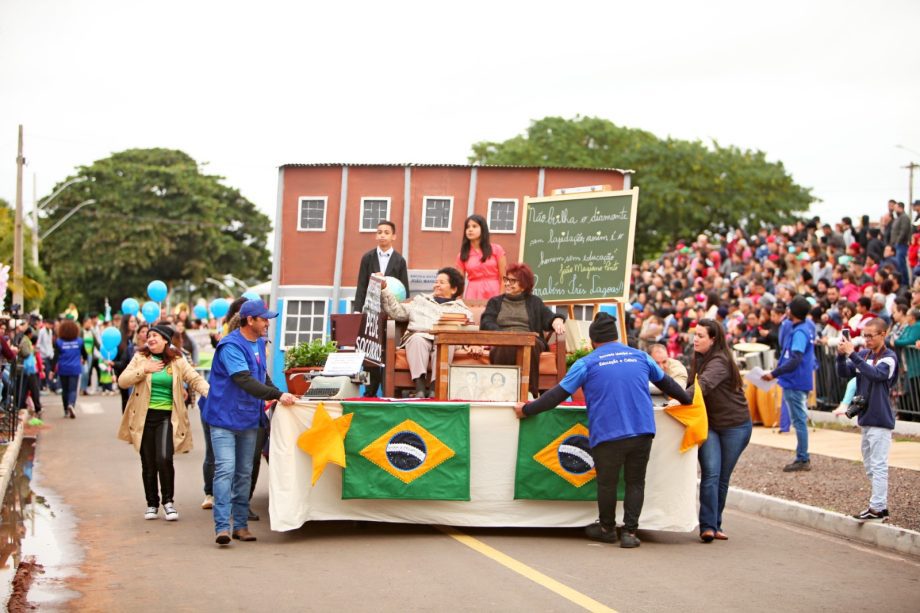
top-left (1, 0), bottom-right (917, 234)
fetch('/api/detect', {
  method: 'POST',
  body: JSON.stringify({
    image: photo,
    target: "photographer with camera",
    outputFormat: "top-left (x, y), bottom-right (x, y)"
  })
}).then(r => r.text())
top-left (836, 318), bottom-right (898, 522)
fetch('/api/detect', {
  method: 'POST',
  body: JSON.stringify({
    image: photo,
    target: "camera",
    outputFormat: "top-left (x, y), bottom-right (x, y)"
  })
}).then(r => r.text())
top-left (846, 395), bottom-right (868, 419)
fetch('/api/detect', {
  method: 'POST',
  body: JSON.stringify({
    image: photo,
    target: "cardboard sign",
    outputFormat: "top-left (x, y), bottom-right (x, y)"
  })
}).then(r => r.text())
top-left (356, 275), bottom-right (384, 366)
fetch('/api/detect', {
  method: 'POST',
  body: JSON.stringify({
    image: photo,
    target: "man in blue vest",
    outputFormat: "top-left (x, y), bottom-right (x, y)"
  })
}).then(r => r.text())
top-left (202, 299), bottom-right (296, 545)
top-left (514, 312), bottom-right (691, 548)
top-left (763, 296), bottom-right (816, 472)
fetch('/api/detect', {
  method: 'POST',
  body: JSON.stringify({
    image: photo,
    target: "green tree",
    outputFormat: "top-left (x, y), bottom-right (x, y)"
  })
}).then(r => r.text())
top-left (39, 149), bottom-right (271, 315)
top-left (470, 116), bottom-right (815, 261)
top-left (0, 198), bottom-right (48, 312)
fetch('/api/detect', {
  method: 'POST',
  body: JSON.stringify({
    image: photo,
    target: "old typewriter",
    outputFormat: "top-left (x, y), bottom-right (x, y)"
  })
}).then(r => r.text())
top-left (300, 352), bottom-right (369, 400)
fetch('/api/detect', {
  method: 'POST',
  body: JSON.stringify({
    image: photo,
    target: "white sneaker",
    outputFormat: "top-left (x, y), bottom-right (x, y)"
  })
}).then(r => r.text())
top-left (164, 502), bottom-right (179, 521)
top-left (144, 506), bottom-right (158, 520)
top-left (201, 495), bottom-right (214, 510)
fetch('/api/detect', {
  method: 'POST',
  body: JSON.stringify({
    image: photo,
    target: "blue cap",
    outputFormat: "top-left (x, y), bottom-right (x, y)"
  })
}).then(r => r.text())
top-left (239, 299), bottom-right (278, 320)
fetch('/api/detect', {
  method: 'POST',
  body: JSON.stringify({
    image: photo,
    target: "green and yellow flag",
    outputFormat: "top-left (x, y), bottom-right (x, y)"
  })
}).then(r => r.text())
top-left (515, 407), bottom-right (622, 501)
top-left (342, 402), bottom-right (470, 500)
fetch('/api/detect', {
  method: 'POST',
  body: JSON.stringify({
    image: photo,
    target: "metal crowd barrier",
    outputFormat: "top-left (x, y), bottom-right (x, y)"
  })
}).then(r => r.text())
top-left (814, 343), bottom-right (920, 421)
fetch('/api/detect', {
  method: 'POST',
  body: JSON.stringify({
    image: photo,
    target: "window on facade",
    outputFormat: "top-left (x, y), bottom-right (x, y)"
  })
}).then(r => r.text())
top-left (298, 197), bottom-right (326, 231)
top-left (554, 304), bottom-right (595, 321)
top-left (361, 198), bottom-right (390, 231)
top-left (283, 299), bottom-right (327, 348)
top-left (422, 197), bottom-right (452, 231)
top-left (488, 199), bottom-right (518, 233)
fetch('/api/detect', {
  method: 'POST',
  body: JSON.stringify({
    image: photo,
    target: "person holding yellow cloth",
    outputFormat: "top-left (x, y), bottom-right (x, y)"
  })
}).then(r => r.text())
top-left (117, 324), bottom-right (209, 521)
top-left (687, 319), bottom-right (752, 543)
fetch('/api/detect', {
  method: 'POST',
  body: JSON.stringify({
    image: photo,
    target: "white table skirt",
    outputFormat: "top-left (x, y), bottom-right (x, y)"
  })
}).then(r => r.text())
top-left (269, 401), bottom-right (698, 532)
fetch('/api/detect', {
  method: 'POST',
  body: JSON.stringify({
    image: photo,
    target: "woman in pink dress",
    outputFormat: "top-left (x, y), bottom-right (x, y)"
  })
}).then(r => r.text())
top-left (455, 214), bottom-right (507, 300)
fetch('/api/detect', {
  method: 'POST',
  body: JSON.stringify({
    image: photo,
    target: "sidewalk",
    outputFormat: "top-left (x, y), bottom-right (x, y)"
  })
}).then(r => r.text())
top-left (750, 423), bottom-right (920, 471)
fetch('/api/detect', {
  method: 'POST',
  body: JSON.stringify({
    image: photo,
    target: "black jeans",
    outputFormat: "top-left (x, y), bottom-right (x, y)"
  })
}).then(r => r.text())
top-left (140, 409), bottom-right (175, 507)
top-left (591, 434), bottom-right (654, 533)
top-left (19, 373), bottom-right (41, 413)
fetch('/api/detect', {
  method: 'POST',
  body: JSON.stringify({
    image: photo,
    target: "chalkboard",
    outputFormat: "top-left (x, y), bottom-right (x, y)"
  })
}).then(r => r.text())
top-left (520, 188), bottom-right (639, 303)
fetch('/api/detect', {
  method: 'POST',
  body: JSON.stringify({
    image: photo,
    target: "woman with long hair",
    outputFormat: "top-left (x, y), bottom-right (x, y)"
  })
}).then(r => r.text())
top-left (688, 319), bottom-right (752, 543)
top-left (455, 214), bottom-right (506, 300)
top-left (54, 319), bottom-right (86, 418)
top-left (113, 314), bottom-right (139, 413)
top-left (117, 324), bottom-right (209, 521)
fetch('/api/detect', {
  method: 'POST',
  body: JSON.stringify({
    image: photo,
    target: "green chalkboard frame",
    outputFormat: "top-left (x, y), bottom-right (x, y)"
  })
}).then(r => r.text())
top-left (520, 188), bottom-right (639, 304)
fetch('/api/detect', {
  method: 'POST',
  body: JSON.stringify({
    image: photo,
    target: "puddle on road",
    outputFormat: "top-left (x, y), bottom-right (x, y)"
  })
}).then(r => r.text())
top-left (0, 437), bottom-right (82, 610)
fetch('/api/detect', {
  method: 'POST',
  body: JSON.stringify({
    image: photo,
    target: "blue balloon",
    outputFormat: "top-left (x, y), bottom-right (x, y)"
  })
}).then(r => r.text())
top-left (385, 276), bottom-right (407, 302)
top-left (141, 301), bottom-right (161, 323)
top-left (147, 280), bottom-right (168, 302)
top-left (210, 298), bottom-right (230, 319)
top-left (241, 290), bottom-right (260, 301)
top-left (121, 297), bottom-right (139, 316)
top-left (193, 304), bottom-right (209, 320)
top-left (101, 327), bottom-right (122, 350)
top-left (101, 346), bottom-right (117, 360)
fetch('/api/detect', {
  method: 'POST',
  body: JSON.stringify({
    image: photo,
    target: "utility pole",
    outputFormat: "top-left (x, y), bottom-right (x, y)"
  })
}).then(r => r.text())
top-left (13, 124), bottom-right (24, 310)
top-left (904, 161), bottom-right (918, 208)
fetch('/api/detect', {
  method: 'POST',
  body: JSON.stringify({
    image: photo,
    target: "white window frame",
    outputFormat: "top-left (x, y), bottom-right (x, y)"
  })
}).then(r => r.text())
top-left (359, 197), bottom-right (391, 232)
top-left (297, 196), bottom-right (327, 232)
top-left (421, 196), bottom-right (454, 231)
top-left (281, 298), bottom-right (328, 349)
top-left (487, 198), bottom-right (519, 234)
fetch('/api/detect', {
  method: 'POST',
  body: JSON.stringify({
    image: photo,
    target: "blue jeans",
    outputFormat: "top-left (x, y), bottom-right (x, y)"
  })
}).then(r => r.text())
top-left (783, 388), bottom-right (809, 462)
top-left (698, 421), bottom-right (752, 532)
top-left (779, 397), bottom-right (790, 432)
top-left (200, 414), bottom-right (215, 496)
top-left (896, 243), bottom-right (909, 285)
top-left (210, 426), bottom-right (257, 534)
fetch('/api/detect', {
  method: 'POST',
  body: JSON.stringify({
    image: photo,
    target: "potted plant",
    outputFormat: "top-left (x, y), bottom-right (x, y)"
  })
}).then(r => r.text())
top-left (283, 339), bottom-right (338, 395)
top-left (565, 346), bottom-right (592, 404)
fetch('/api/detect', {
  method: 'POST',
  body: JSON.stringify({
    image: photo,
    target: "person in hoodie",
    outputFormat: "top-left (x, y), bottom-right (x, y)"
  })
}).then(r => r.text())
top-left (835, 318), bottom-right (898, 522)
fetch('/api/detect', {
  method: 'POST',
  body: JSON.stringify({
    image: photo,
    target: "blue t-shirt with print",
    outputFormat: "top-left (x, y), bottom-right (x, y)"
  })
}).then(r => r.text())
top-left (218, 338), bottom-right (261, 376)
top-left (559, 342), bottom-right (664, 447)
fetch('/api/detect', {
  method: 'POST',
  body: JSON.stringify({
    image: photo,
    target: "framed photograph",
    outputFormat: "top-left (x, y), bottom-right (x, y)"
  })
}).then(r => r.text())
top-left (448, 365), bottom-right (521, 402)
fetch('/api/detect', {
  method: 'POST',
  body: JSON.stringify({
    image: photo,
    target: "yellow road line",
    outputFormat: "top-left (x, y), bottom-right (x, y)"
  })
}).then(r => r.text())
top-left (437, 526), bottom-right (617, 613)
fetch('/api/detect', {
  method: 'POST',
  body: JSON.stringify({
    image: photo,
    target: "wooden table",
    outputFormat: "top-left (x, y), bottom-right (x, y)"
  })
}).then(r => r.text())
top-left (432, 330), bottom-right (537, 402)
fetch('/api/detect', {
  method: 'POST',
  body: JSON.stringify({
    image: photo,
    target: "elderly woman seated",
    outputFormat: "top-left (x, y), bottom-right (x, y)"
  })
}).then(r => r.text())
top-left (381, 267), bottom-right (472, 398)
top-left (478, 263), bottom-right (565, 398)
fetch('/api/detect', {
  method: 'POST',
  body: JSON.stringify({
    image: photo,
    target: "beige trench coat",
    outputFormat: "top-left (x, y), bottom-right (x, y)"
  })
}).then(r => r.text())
top-left (116, 353), bottom-right (209, 454)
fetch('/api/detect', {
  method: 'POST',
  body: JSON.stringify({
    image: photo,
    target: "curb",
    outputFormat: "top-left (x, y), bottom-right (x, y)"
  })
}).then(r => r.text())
top-left (808, 409), bottom-right (920, 436)
top-left (727, 486), bottom-right (920, 558)
top-left (0, 413), bottom-right (26, 500)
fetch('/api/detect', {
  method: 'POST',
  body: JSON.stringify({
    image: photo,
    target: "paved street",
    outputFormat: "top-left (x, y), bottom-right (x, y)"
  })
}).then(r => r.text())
top-left (26, 393), bottom-right (920, 612)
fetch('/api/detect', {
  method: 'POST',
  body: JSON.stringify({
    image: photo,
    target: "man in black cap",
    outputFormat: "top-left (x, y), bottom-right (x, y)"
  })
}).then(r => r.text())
top-left (514, 312), bottom-right (691, 548)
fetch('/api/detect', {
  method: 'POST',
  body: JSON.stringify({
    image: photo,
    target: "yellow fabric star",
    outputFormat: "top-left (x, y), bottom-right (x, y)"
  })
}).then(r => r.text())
top-left (297, 402), bottom-right (354, 485)
top-left (664, 377), bottom-right (709, 453)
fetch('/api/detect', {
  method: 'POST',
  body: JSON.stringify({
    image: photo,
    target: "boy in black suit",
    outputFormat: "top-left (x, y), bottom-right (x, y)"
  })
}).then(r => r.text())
top-left (354, 221), bottom-right (410, 396)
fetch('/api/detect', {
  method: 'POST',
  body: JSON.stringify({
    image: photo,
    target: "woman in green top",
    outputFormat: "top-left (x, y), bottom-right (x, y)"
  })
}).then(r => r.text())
top-left (117, 324), bottom-right (209, 521)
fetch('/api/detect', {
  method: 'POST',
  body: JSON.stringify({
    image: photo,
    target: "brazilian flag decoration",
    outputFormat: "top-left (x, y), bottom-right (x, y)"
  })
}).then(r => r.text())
top-left (515, 407), bottom-right (623, 501)
top-left (341, 402), bottom-right (470, 500)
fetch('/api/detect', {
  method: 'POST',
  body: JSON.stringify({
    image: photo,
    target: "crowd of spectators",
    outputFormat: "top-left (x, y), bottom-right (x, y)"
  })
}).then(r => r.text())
top-left (625, 198), bottom-right (920, 416)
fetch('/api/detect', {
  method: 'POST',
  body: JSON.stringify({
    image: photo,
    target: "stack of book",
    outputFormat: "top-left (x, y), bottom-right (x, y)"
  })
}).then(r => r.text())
top-left (431, 313), bottom-right (470, 331)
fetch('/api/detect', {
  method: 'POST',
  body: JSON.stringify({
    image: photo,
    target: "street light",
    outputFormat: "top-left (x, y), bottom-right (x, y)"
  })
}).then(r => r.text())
top-left (31, 176), bottom-right (88, 266)
top-left (40, 199), bottom-right (96, 240)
